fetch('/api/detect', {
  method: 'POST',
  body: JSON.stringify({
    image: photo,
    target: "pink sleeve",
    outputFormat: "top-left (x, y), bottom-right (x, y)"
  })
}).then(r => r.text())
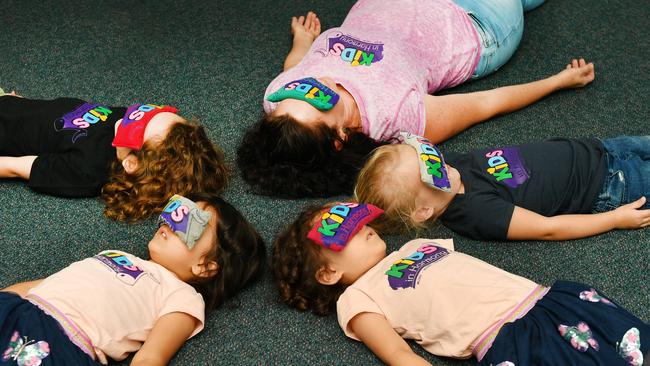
top-left (336, 288), bottom-right (384, 341)
top-left (159, 286), bottom-right (206, 338)
top-left (263, 80), bottom-right (279, 114)
top-left (263, 70), bottom-right (294, 114)
top-left (396, 88), bottom-right (426, 137)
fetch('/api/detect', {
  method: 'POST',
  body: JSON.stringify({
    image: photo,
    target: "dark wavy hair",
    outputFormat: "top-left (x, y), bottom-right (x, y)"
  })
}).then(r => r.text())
top-left (237, 113), bottom-right (388, 198)
top-left (271, 204), bottom-right (345, 316)
top-left (184, 193), bottom-right (266, 312)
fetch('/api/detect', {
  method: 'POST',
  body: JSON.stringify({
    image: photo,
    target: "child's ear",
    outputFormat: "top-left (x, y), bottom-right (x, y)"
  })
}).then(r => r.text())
top-left (315, 264), bottom-right (343, 285)
top-left (121, 154), bottom-right (140, 174)
top-left (412, 206), bottom-right (434, 223)
top-left (192, 260), bottom-right (219, 278)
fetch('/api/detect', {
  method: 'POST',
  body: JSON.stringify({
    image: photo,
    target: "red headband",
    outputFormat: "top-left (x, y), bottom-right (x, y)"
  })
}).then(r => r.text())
top-left (112, 103), bottom-right (178, 150)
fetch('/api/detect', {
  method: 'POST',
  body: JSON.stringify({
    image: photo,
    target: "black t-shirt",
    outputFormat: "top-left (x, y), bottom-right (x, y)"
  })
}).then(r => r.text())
top-left (439, 138), bottom-right (607, 240)
top-left (0, 96), bottom-right (127, 197)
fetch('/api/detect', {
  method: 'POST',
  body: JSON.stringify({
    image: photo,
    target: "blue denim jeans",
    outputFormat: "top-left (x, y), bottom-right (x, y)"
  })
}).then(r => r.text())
top-left (453, 0), bottom-right (546, 79)
top-left (592, 136), bottom-right (650, 212)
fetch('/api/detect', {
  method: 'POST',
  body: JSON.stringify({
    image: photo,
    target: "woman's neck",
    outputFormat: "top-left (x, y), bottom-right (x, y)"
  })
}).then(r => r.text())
top-left (336, 84), bottom-right (362, 131)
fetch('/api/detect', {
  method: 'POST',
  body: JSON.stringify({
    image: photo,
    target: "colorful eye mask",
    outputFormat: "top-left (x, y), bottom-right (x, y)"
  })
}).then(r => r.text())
top-left (399, 132), bottom-right (451, 192)
top-left (157, 194), bottom-right (212, 249)
top-left (112, 103), bottom-right (179, 150)
top-left (307, 203), bottom-right (384, 251)
top-left (266, 77), bottom-right (340, 110)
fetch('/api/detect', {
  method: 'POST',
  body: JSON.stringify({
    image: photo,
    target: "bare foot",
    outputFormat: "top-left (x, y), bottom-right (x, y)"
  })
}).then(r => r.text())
top-left (291, 11), bottom-right (321, 49)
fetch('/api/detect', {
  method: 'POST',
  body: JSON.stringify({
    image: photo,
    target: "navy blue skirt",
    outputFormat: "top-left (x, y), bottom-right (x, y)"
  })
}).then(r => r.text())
top-left (480, 281), bottom-right (649, 366)
top-left (0, 292), bottom-right (100, 366)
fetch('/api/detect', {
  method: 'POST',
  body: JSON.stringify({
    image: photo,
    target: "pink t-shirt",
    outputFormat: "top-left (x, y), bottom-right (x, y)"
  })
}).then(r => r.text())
top-left (337, 239), bottom-right (538, 359)
top-left (264, 0), bottom-right (480, 141)
top-left (27, 250), bottom-right (205, 364)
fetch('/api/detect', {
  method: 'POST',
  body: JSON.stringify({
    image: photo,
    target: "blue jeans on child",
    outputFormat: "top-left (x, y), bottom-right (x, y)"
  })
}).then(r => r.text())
top-left (592, 136), bottom-right (650, 212)
top-left (453, 0), bottom-right (546, 79)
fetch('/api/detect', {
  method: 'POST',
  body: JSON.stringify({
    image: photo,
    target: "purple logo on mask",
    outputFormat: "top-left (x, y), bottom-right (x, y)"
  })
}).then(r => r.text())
top-left (94, 251), bottom-right (146, 286)
top-left (54, 103), bottom-right (112, 143)
top-left (484, 147), bottom-right (530, 188)
top-left (327, 33), bottom-right (384, 66)
top-left (386, 243), bottom-right (449, 290)
top-left (157, 194), bottom-right (211, 249)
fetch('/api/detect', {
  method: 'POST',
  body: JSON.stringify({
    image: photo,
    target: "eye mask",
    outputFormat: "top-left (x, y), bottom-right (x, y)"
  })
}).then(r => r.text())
top-left (266, 77), bottom-right (340, 110)
top-left (399, 132), bottom-right (451, 192)
top-left (112, 103), bottom-right (179, 150)
top-left (307, 203), bottom-right (384, 251)
top-left (157, 194), bottom-right (212, 249)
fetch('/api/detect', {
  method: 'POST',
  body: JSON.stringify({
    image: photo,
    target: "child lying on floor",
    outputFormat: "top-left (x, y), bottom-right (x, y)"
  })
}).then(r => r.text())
top-left (355, 133), bottom-right (650, 240)
top-left (272, 202), bottom-right (648, 365)
top-left (1, 194), bottom-right (266, 365)
top-left (0, 90), bottom-right (228, 221)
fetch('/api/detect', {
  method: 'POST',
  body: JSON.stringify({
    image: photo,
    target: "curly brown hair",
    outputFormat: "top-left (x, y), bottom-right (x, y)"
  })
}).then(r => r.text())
top-left (271, 204), bottom-right (346, 316)
top-left (101, 119), bottom-right (228, 221)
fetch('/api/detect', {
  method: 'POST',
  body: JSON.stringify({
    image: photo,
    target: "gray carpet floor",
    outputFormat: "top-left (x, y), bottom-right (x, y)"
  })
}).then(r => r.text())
top-left (0, 0), bottom-right (648, 365)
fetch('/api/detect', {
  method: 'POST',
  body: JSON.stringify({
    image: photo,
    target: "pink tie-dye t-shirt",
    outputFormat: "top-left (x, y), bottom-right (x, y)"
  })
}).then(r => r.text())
top-left (264, 0), bottom-right (480, 141)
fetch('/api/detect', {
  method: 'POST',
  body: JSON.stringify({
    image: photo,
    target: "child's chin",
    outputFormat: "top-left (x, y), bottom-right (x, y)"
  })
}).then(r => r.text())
top-left (147, 241), bottom-right (158, 257)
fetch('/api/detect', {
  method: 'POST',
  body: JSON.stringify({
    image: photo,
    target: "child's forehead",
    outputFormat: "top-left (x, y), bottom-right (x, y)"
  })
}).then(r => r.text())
top-left (143, 112), bottom-right (183, 142)
top-left (394, 144), bottom-right (419, 172)
top-left (395, 143), bottom-right (416, 158)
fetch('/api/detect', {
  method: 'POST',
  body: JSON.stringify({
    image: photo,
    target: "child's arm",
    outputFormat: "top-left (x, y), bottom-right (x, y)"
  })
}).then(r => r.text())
top-left (349, 312), bottom-right (432, 366)
top-left (507, 197), bottom-right (650, 241)
top-left (283, 12), bottom-right (321, 71)
top-left (2, 279), bottom-right (44, 297)
top-left (0, 156), bottom-right (37, 179)
top-left (423, 59), bottom-right (595, 143)
top-left (130, 312), bottom-right (198, 366)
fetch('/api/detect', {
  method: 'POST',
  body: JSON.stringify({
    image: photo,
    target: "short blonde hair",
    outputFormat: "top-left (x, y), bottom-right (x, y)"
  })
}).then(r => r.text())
top-left (354, 145), bottom-right (425, 234)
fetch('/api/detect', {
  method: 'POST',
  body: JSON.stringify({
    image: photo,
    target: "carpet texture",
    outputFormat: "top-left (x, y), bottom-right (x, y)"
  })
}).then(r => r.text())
top-left (0, 0), bottom-right (648, 365)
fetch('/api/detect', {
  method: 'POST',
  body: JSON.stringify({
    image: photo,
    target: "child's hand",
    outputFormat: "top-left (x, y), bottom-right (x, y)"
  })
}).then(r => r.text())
top-left (554, 58), bottom-right (595, 89)
top-left (291, 12), bottom-right (321, 46)
top-left (613, 197), bottom-right (650, 229)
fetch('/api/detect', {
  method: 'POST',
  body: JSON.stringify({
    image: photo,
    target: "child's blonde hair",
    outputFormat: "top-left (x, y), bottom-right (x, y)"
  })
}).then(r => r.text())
top-left (354, 145), bottom-right (426, 233)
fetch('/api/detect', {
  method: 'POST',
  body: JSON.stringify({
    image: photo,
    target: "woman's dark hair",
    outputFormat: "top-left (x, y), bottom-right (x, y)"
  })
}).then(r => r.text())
top-left (184, 193), bottom-right (266, 313)
top-left (236, 113), bottom-right (388, 198)
top-left (271, 204), bottom-right (345, 316)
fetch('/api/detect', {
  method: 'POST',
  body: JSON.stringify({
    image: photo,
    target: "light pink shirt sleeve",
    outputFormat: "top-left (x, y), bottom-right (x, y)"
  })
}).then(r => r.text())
top-left (159, 284), bottom-right (206, 338)
top-left (336, 288), bottom-right (384, 341)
